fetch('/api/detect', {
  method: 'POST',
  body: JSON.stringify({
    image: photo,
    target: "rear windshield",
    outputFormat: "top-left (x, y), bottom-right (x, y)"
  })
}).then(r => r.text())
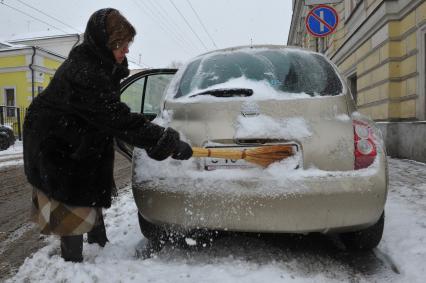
top-left (175, 48), bottom-right (342, 98)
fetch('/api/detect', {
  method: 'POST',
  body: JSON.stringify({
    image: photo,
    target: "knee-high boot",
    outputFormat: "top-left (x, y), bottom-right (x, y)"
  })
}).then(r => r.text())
top-left (60, 235), bottom-right (83, 262)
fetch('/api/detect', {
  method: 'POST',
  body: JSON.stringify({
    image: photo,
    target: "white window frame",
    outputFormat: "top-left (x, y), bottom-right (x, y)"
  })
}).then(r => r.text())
top-left (3, 86), bottom-right (16, 107)
top-left (417, 24), bottom-right (426, 120)
top-left (3, 86), bottom-right (17, 117)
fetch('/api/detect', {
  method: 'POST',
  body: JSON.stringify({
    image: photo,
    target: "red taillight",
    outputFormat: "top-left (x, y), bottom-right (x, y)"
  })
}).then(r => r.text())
top-left (354, 121), bottom-right (377, 169)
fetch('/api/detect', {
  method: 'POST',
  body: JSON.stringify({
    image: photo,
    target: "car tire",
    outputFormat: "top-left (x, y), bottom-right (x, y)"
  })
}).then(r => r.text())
top-left (137, 212), bottom-right (166, 242)
top-left (0, 132), bottom-right (10, 151)
top-left (340, 211), bottom-right (385, 251)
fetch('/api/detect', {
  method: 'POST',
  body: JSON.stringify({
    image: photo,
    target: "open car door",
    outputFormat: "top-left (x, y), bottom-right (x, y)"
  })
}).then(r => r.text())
top-left (116, 68), bottom-right (177, 161)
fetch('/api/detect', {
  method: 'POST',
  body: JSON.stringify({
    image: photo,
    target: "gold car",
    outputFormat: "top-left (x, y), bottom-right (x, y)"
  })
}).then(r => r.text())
top-left (119, 46), bottom-right (388, 251)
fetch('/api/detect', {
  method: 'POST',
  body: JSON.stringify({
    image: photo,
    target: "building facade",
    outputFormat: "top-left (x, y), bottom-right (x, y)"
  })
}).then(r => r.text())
top-left (288, 0), bottom-right (426, 162)
top-left (0, 45), bottom-right (64, 135)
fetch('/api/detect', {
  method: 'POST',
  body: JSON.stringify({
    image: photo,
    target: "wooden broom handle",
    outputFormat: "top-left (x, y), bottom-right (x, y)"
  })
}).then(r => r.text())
top-left (192, 147), bottom-right (246, 160)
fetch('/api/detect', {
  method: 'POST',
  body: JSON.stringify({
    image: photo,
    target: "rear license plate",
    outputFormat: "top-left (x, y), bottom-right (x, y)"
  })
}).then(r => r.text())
top-left (205, 157), bottom-right (255, 170)
top-left (204, 145), bottom-right (299, 170)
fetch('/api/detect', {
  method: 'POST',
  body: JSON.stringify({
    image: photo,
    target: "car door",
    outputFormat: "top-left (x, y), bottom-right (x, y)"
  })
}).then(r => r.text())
top-left (116, 68), bottom-right (177, 160)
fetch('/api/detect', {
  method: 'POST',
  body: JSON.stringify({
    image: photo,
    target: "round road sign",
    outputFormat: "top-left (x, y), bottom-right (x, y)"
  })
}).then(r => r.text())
top-left (305, 5), bottom-right (339, 37)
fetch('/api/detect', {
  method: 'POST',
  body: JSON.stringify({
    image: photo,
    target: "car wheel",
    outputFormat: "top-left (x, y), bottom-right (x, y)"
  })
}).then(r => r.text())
top-left (137, 212), bottom-right (166, 242)
top-left (340, 211), bottom-right (385, 251)
top-left (0, 132), bottom-right (10, 150)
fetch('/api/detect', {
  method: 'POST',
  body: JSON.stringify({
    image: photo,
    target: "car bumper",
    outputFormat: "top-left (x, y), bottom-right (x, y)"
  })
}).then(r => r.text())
top-left (132, 156), bottom-right (388, 234)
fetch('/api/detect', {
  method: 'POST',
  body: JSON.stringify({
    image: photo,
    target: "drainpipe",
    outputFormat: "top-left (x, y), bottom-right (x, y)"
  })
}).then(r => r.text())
top-left (29, 46), bottom-right (36, 100)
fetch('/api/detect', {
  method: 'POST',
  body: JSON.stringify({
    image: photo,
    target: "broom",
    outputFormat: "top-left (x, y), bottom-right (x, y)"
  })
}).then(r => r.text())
top-left (191, 145), bottom-right (293, 167)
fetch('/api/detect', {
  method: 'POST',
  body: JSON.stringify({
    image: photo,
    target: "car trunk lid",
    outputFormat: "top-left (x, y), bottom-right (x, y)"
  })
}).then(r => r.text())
top-left (164, 94), bottom-right (354, 171)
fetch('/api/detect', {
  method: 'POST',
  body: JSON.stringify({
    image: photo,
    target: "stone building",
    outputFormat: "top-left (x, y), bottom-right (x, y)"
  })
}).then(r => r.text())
top-left (288, 0), bottom-right (426, 162)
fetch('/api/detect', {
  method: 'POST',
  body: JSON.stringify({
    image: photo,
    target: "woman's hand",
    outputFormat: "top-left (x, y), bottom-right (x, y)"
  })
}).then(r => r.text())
top-left (171, 141), bottom-right (193, 160)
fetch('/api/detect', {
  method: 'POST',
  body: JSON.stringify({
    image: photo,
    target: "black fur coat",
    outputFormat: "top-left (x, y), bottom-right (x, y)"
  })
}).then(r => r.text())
top-left (23, 8), bottom-right (179, 208)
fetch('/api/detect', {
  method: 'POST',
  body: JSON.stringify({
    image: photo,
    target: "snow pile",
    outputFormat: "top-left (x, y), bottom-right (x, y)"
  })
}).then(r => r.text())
top-left (335, 114), bottom-right (351, 121)
top-left (133, 147), bottom-right (381, 196)
top-left (234, 115), bottom-right (311, 140)
top-left (0, 159), bottom-right (23, 168)
top-left (0, 141), bottom-right (22, 157)
top-left (0, 141), bottom-right (23, 168)
top-left (379, 159), bottom-right (426, 282)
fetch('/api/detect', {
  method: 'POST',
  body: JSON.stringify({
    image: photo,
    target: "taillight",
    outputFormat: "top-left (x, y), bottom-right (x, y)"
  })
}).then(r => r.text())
top-left (354, 121), bottom-right (377, 169)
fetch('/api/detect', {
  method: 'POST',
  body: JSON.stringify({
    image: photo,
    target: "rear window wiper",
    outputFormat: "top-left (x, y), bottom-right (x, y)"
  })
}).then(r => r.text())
top-left (189, 88), bottom-right (253, 98)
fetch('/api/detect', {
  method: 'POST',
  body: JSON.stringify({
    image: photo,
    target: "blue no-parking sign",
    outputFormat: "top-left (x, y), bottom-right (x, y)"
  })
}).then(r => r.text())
top-left (305, 5), bottom-right (339, 37)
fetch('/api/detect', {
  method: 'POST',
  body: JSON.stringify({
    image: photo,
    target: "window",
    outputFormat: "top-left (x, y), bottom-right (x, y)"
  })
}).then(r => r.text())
top-left (120, 73), bottom-right (175, 117)
top-left (175, 49), bottom-right (343, 98)
top-left (121, 77), bottom-right (145, 113)
top-left (348, 74), bottom-right (358, 105)
top-left (4, 88), bottom-right (15, 117)
top-left (144, 74), bottom-right (174, 114)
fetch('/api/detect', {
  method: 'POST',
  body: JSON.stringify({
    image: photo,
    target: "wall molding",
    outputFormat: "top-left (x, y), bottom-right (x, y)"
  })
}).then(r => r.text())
top-left (357, 93), bottom-right (418, 109)
top-left (357, 50), bottom-right (418, 79)
top-left (0, 65), bottom-right (56, 75)
top-left (331, 0), bottom-right (425, 65)
top-left (357, 72), bottom-right (419, 93)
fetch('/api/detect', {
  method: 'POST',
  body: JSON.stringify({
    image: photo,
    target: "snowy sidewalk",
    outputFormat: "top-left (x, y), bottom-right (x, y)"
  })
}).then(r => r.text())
top-left (0, 141), bottom-right (23, 168)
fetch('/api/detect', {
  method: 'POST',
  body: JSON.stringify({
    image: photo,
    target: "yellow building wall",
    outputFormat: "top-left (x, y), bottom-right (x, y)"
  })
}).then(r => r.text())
top-left (0, 51), bottom-right (63, 142)
top-left (42, 57), bottom-right (61, 89)
top-left (292, 0), bottom-right (423, 121)
top-left (44, 57), bottom-right (61, 70)
top-left (0, 54), bottom-right (62, 108)
top-left (0, 72), bottom-right (31, 107)
top-left (333, 3), bottom-right (421, 121)
top-left (0, 56), bottom-right (27, 68)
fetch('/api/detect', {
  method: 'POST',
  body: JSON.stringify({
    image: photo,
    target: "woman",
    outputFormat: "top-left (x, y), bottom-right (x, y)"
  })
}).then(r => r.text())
top-left (23, 8), bottom-right (192, 262)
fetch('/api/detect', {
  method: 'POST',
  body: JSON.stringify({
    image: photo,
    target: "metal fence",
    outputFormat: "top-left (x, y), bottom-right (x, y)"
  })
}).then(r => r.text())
top-left (0, 106), bottom-right (26, 141)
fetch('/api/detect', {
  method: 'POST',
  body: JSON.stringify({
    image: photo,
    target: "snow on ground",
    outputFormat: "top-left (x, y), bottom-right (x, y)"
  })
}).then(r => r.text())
top-left (7, 158), bottom-right (426, 283)
top-left (0, 159), bottom-right (23, 168)
top-left (0, 141), bottom-right (22, 158)
top-left (379, 158), bottom-right (426, 282)
top-left (0, 141), bottom-right (23, 168)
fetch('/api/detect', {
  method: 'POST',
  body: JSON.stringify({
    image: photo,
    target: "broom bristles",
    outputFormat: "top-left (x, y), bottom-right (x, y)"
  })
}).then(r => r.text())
top-left (192, 145), bottom-right (293, 167)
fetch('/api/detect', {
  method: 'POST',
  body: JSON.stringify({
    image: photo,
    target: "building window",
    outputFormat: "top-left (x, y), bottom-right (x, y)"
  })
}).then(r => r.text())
top-left (4, 88), bottom-right (16, 117)
top-left (345, 0), bottom-right (362, 20)
top-left (348, 74), bottom-right (358, 105)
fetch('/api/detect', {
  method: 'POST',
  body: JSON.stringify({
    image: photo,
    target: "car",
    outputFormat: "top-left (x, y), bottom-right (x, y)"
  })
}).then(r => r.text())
top-left (0, 125), bottom-right (15, 151)
top-left (118, 45), bottom-right (388, 251)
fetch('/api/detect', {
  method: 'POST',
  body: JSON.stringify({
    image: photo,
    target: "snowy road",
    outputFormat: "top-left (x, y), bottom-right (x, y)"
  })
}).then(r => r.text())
top-left (4, 158), bottom-right (426, 282)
